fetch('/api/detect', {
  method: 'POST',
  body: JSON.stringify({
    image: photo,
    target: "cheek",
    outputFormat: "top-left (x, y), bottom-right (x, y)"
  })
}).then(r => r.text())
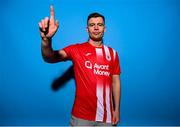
top-left (101, 27), bottom-right (105, 32)
top-left (88, 28), bottom-right (94, 34)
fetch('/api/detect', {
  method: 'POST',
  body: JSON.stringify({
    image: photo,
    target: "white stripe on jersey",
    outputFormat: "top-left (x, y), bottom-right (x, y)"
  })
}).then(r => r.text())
top-left (95, 48), bottom-right (104, 121)
top-left (104, 45), bottom-right (111, 61)
top-left (113, 49), bottom-right (116, 61)
top-left (96, 48), bottom-right (103, 58)
top-left (95, 85), bottom-right (104, 121)
top-left (106, 85), bottom-right (111, 123)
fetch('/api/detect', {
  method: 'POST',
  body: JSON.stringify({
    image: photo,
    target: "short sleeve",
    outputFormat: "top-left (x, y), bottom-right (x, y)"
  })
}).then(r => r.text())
top-left (112, 52), bottom-right (121, 75)
top-left (63, 44), bottom-right (78, 60)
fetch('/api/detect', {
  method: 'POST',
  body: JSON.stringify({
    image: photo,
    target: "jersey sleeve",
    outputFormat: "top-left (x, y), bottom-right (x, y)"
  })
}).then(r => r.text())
top-left (63, 44), bottom-right (77, 60)
top-left (112, 52), bottom-right (121, 75)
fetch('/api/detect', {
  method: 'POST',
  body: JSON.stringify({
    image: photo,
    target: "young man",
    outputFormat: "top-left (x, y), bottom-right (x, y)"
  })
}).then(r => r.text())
top-left (39, 5), bottom-right (121, 126)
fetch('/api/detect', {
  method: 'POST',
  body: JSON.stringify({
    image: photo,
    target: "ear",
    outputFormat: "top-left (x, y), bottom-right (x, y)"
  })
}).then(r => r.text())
top-left (86, 26), bottom-right (89, 33)
top-left (104, 26), bottom-right (106, 32)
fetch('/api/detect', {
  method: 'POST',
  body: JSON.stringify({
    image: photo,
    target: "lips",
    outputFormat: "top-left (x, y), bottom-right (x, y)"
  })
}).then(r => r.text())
top-left (93, 32), bottom-right (100, 35)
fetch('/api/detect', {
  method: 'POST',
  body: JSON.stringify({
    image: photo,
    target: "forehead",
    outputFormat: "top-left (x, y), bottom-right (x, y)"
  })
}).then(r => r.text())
top-left (88, 17), bottom-right (104, 24)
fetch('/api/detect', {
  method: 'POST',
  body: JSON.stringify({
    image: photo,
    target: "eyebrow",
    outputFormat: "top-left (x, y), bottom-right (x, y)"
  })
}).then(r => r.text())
top-left (88, 23), bottom-right (104, 26)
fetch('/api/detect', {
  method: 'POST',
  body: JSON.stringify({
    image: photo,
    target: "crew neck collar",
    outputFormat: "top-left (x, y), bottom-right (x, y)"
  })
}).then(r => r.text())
top-left (87, 42), bottom-right (103, 48)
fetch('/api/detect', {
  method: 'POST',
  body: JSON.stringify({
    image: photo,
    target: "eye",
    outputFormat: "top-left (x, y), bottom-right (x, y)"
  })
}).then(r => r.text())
top-left (98, 23), bottom-right (104, 26)
top-left (88, 23), bottom-right (95, 27)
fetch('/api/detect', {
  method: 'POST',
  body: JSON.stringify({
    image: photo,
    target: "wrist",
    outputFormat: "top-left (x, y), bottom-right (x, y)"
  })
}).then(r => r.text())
top-left (42, 36), bottom-right (51, 41)
top-left (41, 37), bottom-right (52, 47)
top-left (114, 108), bottom-right (120, 112)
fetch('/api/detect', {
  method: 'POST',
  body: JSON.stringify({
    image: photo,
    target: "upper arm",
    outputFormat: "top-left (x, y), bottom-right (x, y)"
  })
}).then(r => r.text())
top-left (58, 49), bottom-right (68, 60)
top-left (44, 49), bottom-right (68, 63)
top-left (112, 75), bottom-right (120, 86)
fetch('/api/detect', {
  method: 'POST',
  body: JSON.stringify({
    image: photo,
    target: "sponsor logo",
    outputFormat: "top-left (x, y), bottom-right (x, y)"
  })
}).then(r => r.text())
top-left (85, 61), bottom-right (92, 69)
top-left (85, 53), bottom-right (92, 56)
top-left (85, 61), bottom-right (110, 76)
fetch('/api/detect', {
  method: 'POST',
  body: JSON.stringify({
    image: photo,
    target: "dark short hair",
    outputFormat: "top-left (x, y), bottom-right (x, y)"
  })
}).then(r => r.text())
top-left (87, 12), bottom-right (105, 25)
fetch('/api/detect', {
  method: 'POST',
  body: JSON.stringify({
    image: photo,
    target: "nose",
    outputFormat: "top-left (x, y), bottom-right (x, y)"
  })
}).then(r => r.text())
top-left (94, 25), bottom-right (99, 30)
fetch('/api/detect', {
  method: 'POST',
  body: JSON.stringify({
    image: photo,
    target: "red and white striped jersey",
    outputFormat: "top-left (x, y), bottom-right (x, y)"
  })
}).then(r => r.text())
top-left (63, 42), bottom-right (121, 123)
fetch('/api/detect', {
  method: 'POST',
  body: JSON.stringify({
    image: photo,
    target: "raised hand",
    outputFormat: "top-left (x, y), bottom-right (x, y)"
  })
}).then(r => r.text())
top-left (39, 5), bottom-right (59, 39)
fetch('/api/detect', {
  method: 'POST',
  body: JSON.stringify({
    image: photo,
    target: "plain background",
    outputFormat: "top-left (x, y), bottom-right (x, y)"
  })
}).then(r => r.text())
top-left (0, 0), bottom-right (179, 126)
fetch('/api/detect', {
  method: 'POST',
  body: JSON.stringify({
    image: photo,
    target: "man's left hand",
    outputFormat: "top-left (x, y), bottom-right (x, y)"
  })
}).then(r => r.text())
top-left (112, 110), bottom-right (120, 125)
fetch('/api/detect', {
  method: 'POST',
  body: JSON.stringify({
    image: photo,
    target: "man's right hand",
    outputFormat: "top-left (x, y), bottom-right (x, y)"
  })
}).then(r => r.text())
top-left (38, 5), bottom-right (59, 40)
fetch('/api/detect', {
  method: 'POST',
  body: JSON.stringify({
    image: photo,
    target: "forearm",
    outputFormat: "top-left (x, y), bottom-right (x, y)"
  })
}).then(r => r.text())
top-left (41, 37), bottom-right (58, 63)
top-left (112, 76), bottom-right (121, 111)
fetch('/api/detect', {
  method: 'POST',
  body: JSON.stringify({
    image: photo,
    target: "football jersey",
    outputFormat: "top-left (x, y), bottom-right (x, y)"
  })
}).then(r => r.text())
top-left (63, 42), bottom-right (121, 123)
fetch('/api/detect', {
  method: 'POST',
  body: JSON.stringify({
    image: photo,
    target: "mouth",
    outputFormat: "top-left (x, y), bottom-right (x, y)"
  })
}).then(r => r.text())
top-left (93, 32), bottom-right (101, 35)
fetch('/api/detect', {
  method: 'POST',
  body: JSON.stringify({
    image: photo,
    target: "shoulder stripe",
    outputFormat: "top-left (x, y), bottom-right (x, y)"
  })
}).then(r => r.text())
top-left (112, 49), bottom-right (116, 61)
top-left (104, 45), bottom-right (111, 61)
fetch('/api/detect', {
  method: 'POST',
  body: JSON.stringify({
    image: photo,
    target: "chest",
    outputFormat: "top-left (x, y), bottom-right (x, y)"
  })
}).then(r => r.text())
top-left (73, 47), bottom-right (114, 72)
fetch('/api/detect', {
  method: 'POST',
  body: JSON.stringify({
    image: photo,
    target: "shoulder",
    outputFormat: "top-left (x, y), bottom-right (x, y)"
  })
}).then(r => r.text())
top-left (77, 42), bottom-right (88, 47)
top-left (103, 44), bottom-right (119, 61)
top-left (70, 42), bottom-right (89, 50)
top-left (104, 44), bottom-right (118, 54)
top-left (63, 42), bottom-right (84, 49)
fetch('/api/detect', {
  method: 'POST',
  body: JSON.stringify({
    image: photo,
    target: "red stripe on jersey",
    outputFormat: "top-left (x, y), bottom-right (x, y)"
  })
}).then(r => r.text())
top-left (103, 81), bottom-right (107, 122)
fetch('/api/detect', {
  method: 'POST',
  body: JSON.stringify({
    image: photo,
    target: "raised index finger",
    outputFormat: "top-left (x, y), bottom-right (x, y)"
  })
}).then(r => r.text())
top-left (50, 5), bottom-right (55, 23)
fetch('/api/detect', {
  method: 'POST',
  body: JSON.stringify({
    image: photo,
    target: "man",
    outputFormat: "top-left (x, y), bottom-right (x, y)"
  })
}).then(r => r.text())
top-left (39, 5), bottom-right (121, 126)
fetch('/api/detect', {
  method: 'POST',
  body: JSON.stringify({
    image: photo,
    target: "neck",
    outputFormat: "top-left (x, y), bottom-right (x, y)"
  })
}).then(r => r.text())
top-left (88, 38), bottom-right (103, 47)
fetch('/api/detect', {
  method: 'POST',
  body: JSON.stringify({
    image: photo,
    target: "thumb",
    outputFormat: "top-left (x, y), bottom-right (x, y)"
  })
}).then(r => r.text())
top-left (112, 116), bottom-right (115, 125)
top-left (55, 20), bottom-right (59, 27)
